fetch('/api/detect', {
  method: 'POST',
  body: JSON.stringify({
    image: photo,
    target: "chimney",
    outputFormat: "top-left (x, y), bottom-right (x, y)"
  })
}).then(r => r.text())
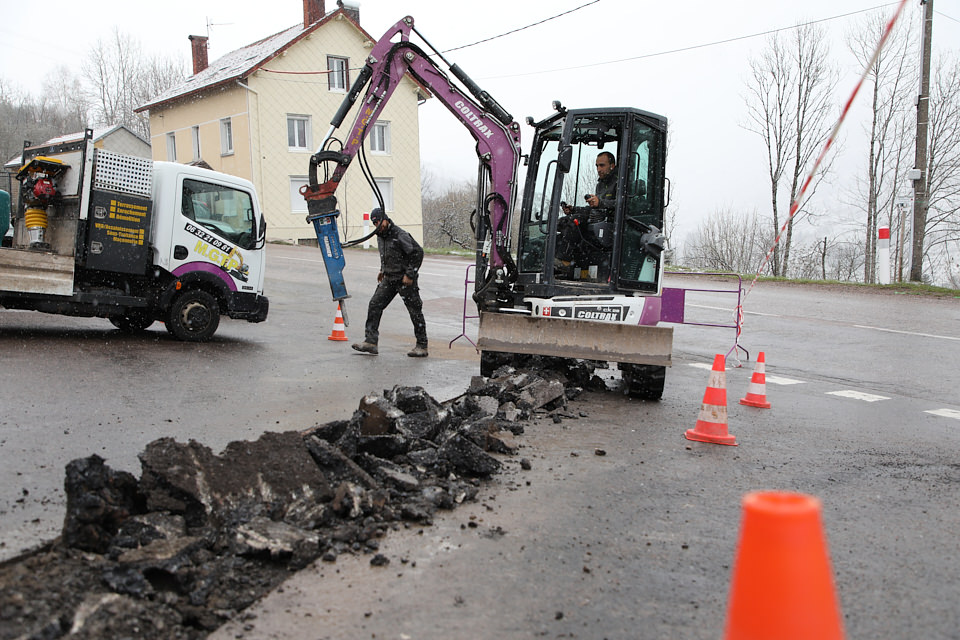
top-left (303, 0), bottom-right (325, 27)
top-left (337, 0), bottom-right (360, 23)
top-left (189, 35), bottom-right (209, 74)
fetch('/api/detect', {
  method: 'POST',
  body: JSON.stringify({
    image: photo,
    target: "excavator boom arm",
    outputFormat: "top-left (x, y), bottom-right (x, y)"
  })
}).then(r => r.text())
top-left (302, 16), bottom-right (521, 271)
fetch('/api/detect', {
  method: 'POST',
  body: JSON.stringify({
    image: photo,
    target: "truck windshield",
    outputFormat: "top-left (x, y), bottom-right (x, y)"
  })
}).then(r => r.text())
top-left (182, 179), bottom-right (256, 249)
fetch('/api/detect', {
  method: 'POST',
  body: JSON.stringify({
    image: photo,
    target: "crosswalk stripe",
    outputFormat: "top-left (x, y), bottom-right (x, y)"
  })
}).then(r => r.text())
top-left (826, 390), bottom-right (889, 402)
top-left (925, 409), bottom-right (960, 420)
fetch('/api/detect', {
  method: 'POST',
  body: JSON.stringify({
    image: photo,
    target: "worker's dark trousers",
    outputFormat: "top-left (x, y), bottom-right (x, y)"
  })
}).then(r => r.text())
top-left (364, 276), bottom-right (428, 347)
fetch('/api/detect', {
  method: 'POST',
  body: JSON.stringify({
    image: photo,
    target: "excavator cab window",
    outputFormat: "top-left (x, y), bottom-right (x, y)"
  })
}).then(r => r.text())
top-left (616, 116), bottom-right (666, 292)
top-left (519, 113), bottom-right (623, 284)
top-left (517, 108), bottom-right (667, 293)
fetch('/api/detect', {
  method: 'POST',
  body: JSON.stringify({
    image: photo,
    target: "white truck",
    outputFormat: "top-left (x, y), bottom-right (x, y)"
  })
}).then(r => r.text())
top-left (0, 129), bottom-right (268, 340)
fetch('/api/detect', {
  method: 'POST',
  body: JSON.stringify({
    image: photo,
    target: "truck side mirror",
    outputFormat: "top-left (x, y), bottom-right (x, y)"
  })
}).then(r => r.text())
top-left (256, 214), bottom-right (267, 249)
top-left (558, 146), bottom-right (572, 174)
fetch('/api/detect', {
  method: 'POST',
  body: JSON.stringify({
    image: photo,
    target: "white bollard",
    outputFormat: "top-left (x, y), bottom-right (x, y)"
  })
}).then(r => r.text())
top-left (363, 212), bottom-right (371, 249)
top-left (877, 226), bottom-right (890, 285)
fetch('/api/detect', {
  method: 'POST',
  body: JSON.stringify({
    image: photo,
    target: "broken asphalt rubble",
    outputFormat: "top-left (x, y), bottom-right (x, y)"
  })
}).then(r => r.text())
top-left (0, 358), bottom-right (607, 639)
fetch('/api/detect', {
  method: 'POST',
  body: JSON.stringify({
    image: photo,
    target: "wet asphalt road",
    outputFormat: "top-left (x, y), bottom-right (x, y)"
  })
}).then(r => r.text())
top-left (3, 244), bottom-right (960, 638)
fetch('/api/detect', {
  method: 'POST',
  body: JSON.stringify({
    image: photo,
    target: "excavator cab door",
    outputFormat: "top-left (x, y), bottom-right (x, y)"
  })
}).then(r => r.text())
top-left (516, 108), bottom-right (667, 296)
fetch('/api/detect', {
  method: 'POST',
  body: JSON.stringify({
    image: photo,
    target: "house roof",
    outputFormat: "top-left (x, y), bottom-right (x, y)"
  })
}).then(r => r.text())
top-left (137, 8), bottom-right (373, 113)
top-left (41, 125), bottom-right (148, 147)
top-left (4, 125), bottom-right (147, 169)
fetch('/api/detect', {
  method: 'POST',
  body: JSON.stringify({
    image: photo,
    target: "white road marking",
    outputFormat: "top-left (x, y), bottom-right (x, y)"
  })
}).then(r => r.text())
top-left (687, 304), bottom-right (780, 317)
top-left (277, 255), bottom-right (324, 263)
top-left (854, 324), bottom-right (960, 342)
top-left (688, 363), bottom-right (718, 371)
top-left (826, 390), bottom-right (889, 402)
top-left (765, 375), bottom-right (805, 385)
top-left (688, 363), bottom-right (803, 386)
top-left (925, 409), bottom-right (960, 420)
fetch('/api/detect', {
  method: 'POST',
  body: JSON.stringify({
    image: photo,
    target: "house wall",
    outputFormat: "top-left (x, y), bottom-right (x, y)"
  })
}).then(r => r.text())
top-left (145, 13), bottom-right (423, 246)
top-left (244, 16), bottom-right (423, 244)
top-left (97, 128), bottom-right (152, 158)
top-left (147, 88), bottom-right (252, 179)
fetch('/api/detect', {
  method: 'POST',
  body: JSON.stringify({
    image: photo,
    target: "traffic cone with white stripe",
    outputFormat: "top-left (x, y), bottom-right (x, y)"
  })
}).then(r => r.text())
top-left (685, 354), bottom-right (737, 446)
top-left (327, 303), bottom-right (348, 341)
top-left (739, 351), bottom-right (772, 409)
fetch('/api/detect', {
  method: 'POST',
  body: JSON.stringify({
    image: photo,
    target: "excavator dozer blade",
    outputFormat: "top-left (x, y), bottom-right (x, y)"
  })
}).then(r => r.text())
top-left (477, 312), bottom-right (673, 366)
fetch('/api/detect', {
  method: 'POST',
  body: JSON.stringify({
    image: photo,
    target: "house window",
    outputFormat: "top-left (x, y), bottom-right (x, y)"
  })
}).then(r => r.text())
top-left (166, 133), bottom-right (177, 161)
top-left (327, 56), bottom-right (349, 92)
top-left (191, 126), bottom-right (201, 160)
top-left (289, 177), bottom-right (308, 213)
top-left (372, 178), bottom-right (394, 212)
top-left (370, 121), bottom-right (390, 154)
top-left (287, 115), bottom-right (311, 151)
top-left (220, 118), bottom-right (233, 156)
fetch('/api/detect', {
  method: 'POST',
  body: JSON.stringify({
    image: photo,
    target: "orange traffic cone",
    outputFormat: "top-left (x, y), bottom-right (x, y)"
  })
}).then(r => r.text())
top-left (685, 354), bottom-right (737, 445)
top-left (739, 351), bottom-right (772, 409)
top-left (327, 303), bottom-right (348, 341)
top-left (724, 491), bottom-right (845, 640)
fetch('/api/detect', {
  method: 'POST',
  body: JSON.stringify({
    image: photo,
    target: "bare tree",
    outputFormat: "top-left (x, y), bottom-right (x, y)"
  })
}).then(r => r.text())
top-left (920, 54), bottom-right (960, 273)
top-left (0, 71), bottom-right (87, 164)
top-left (847, 7), bottom-right (916, 283)
top-left (422, 179), bottom-right (477, 250)
top-left (744, 23), bottom-right (837, 277)
top-left (683, 208), bottom-right (769, 273)
top-left (82, 28), bottom-right (183, 140)
top-left (745, 36), bottom-right (794, 276)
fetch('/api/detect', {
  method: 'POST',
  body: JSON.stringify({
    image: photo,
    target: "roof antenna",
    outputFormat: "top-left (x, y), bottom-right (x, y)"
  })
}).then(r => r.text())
top-left (206, 16), bottom-right (234, 40)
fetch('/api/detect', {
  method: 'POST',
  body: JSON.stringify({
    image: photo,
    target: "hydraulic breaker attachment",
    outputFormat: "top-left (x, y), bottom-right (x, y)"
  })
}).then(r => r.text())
top-left (306, 195), bottom-right (350, 322)
top-left (478, 312), bottom-right (673, 366)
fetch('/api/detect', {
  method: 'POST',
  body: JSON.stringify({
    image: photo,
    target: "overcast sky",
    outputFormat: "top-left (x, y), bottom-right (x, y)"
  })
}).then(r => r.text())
top-left (3, 0), bottom-right (959, 248)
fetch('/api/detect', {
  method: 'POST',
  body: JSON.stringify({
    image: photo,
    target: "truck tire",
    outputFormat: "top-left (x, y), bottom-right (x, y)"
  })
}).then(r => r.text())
top-left (166, 289), bottom-right (220, 341)
top-left (621, 363), bottom-right (666, 401)
top-left (109, 312), bottom-right (154, 333)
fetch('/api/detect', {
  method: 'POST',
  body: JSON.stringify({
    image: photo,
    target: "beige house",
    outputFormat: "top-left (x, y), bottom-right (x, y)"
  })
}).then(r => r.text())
top-left (136, 0), bottom-right (426, 245)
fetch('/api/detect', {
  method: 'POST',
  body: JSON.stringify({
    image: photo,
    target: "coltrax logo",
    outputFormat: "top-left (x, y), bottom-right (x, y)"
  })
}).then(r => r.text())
top-left (455, 100), bottom-right (495, 139)
top-left (544, 305), bottom-right (624, 322)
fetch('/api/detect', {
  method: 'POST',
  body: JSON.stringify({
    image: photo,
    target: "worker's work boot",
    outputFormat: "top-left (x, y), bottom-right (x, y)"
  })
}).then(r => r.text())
top-left (407, 345), bottom-right (428, 358)
top-left (351, 341), bottom-right (378, 355)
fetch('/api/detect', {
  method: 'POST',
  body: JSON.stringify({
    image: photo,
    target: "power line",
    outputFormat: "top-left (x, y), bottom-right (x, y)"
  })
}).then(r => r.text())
top-left (935, 9), bottom-right (960, 24)
top-left (483, 2), bottom-right (902, 79)
top-left (441, 1), bottom-right (600, 53)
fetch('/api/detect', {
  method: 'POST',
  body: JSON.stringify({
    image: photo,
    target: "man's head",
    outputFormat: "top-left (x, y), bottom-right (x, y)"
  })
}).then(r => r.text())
top-left (596, 152), bottom-right (616, 180)
top-left (370, 207), bottom-right (390, 227)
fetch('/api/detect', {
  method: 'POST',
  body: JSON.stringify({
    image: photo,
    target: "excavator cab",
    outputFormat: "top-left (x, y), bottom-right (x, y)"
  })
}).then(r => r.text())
top-left (515, 107), bottom-right (668, 298)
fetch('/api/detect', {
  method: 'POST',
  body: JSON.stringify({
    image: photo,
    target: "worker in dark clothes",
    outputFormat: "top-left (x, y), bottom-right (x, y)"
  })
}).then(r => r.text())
top-left (351, 208), bottom-right (429, 357)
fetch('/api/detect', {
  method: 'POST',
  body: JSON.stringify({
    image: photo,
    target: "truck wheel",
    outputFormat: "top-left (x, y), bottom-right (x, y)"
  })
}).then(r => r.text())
top-left (621, 363), bottom-right (666, 401)
top-left (166, 290), bottom-right (220, 341)
top-left (109, 312), bottom-right (154, 333)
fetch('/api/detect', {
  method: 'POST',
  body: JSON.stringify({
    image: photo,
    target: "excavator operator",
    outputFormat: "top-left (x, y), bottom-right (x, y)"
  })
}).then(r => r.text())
top-left (556, 151), bottom-right (618, 278)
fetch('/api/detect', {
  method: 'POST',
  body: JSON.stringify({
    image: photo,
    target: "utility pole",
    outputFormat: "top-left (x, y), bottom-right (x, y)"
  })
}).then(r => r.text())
top-left (910, 0), bottom-right (934, 282)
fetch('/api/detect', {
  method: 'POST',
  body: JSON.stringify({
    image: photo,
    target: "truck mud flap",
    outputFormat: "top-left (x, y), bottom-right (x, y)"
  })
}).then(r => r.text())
top-left (478, 312), bottom-right (672, 367)
top-left (0, 249), bottom-right (75, 296)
